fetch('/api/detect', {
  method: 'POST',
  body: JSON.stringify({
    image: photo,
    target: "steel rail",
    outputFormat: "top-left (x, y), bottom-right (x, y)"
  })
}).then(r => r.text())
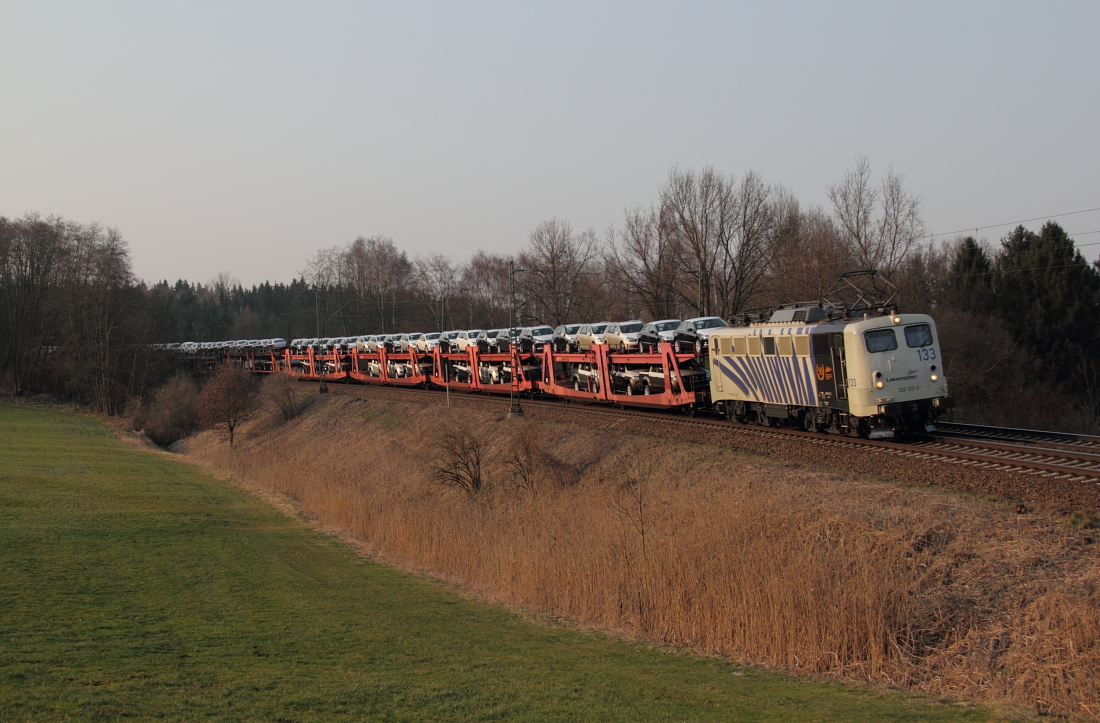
top-left (934, 421), bottom-right (1100, 450)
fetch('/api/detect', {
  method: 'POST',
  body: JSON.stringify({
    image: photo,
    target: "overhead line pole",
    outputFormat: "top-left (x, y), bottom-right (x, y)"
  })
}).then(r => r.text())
top-left (509, 260), bottom-right (523, 418)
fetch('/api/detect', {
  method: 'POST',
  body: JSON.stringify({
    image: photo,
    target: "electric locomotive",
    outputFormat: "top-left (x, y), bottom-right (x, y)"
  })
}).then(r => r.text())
top-left (708, 303), bottom-right (953, 439)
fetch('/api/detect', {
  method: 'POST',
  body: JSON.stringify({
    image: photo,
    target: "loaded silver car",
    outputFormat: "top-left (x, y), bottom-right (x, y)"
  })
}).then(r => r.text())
top-left (416, 332), bottom-right (442, 352)
top-left (455, 329), bottom-right (485, 352)
top-left (604, 320), bottom-right (644, 353)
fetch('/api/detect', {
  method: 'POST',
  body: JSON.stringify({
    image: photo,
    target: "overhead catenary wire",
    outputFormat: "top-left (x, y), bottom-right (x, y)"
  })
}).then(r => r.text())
top-left (926, 206), bottom-right (1100, 240)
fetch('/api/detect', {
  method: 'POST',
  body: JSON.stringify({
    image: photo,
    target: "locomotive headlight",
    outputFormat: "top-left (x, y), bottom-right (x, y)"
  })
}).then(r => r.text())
top-left (875, 381), bottom-right (884, 389)
top-left (891, 316), bottom-right (902, 324)
top-left (930, 374), bottom-right (939, 381)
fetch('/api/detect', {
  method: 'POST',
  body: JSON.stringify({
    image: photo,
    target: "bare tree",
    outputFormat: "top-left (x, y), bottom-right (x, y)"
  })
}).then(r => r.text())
top-left (197, 366), bottom-right (260, 448)
top-left (659, 167), bottom-right (728, 317)
top-left (415, 253), bottom-right (461, 331)
top-left (659, 166), bottom-right (779, 319)
top-left (763, 193), bottom-right (849, 306)
top-left (209, 272), bottom-right (242, 307)
top-left (301, 246), bottom-right (342, 290)
top-left (461, 250), bottom-right (510, 328)
top-left (356, 235), bottom-right (412, 332)
top-left (518, 218), bottom-right (600, 325)
top-left (827, 157), bottom-right (924, 279)
top-left (608, 206), bottom-right (680, 320)
top-left (0, 214), bottom-right (69, 395)
top-left (341, 234), bottom-right (411, 332)
top-left (426, 419), bottom-right (484, 496)
top-left (711, 170), bottom-right (777, 318)
top-left (56, 222), bottom-right (135, 413)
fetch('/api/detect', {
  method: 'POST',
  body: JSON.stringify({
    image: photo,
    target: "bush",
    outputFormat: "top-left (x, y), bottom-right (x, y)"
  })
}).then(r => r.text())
top-left (262, 374), bottom-right (307, 422)
top-left (133, 375), bottom-right (199, 446)
top-left (506, 420), bottom-right (575, 491)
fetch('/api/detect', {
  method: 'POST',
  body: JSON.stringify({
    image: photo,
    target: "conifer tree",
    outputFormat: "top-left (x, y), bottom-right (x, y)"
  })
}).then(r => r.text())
top-left (950, 237), bottom-right (994, 311)
top-left (993, 222), bottom-right (1100, 381)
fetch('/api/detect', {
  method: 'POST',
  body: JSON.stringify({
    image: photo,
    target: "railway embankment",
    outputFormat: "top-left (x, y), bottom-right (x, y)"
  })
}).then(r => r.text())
top-left (181, 389), bottom-right (1100, 721)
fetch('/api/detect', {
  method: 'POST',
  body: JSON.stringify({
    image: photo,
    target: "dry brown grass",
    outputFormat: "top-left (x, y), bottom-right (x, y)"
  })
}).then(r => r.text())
top-left (182, 393), bottom-right (1100, 720)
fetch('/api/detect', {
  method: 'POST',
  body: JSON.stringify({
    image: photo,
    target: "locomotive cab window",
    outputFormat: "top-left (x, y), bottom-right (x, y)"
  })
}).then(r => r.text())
top-left (864, 328), bottom-right (898, 353)
top-left (762, 337), bottom-right (776, 355)
top-left (904, 323), bottom-right (933, 348)
top-left (734, 337), bottom-right (748, 356)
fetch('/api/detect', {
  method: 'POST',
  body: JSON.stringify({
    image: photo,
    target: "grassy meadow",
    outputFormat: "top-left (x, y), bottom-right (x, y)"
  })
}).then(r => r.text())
top-left (0, 401), bottom-right (1024, 721)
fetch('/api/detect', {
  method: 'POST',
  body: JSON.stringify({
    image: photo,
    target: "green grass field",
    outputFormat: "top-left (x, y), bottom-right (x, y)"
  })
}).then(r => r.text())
top-left (0, 403), bottom-right (1016, 722)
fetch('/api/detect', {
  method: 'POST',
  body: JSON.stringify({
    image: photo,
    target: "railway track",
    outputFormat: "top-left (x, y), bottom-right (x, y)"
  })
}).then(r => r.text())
top-left (934, 421), bottom-right (1100, 450)
top-left (319, 381), bottom-right (1100, 485)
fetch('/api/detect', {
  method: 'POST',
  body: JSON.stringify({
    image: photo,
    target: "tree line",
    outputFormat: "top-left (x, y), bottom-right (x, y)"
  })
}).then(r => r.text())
top-left (3, 158), bottom-right (1098, 430)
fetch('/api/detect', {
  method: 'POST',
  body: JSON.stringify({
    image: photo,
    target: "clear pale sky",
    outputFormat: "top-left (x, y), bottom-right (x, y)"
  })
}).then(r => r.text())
top-left (2, 1), bottom-right (1097, 287)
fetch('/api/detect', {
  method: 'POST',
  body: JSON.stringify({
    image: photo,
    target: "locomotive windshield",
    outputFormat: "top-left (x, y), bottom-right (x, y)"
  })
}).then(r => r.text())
top-left (864, 328), bottom-right (898, 353)
top-left (904, 324), bottom-right (933, 348)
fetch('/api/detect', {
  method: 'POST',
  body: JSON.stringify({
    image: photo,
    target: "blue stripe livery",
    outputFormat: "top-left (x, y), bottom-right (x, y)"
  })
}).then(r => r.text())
top-left (718, 354), bottom-right (816, 406)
